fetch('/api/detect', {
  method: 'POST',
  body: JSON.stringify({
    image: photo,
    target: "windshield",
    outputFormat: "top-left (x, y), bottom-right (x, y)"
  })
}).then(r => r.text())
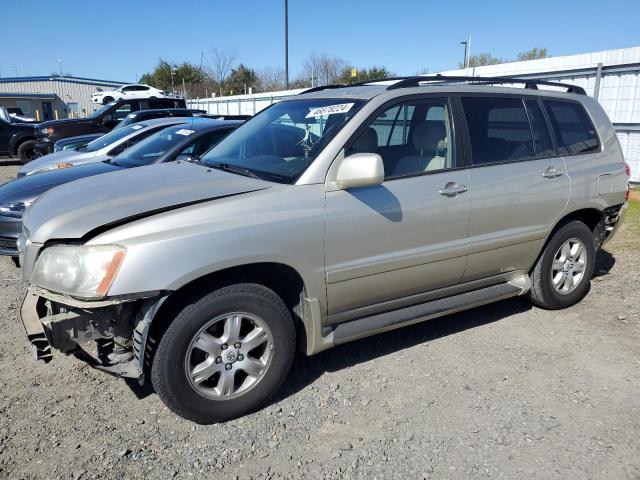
top-left (111, 124), bottom-right (193, 167)
top-left (199, 98), bottom-right (364, 183)
top-left (87, 102), bottom-right (115, 119)
top-left (82, 123), bottom-right (147, 152)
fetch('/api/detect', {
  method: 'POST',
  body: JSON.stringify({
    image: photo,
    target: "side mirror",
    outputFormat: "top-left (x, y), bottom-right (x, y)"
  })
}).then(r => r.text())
top-left (336, 153), bottom-right (384, 189)
top-left (102, 114), bottom-right (113, 125)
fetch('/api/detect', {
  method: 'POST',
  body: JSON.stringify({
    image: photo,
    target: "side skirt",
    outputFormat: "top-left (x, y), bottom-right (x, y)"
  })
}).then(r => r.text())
top-left (331, 276), bottom-right (531, 345)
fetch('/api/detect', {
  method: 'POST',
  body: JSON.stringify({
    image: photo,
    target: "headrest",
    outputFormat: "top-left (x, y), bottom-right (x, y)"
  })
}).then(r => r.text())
top-left (412, 121), bottom-right (446, 153)
top-left (351, 127), bottom-right (378, 153)
top-left (437, 138), bottom-right (448, 157)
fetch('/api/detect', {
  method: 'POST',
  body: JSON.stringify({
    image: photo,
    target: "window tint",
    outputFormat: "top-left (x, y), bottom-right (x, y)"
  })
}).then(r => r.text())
top-left (461, 97), bottom-right (533, 165)
top-left (114, 103), bottom-right (133, 120)
top-left (543, 100), bottom-right (600, 155)
top-left (347, 98), bottom-right (454, 178)
top-left (525, 99), bottom-right (555, 158)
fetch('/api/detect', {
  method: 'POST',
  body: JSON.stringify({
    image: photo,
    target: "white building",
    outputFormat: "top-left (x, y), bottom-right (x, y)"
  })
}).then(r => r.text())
top-left (188, 46), bottom-right (640, 182)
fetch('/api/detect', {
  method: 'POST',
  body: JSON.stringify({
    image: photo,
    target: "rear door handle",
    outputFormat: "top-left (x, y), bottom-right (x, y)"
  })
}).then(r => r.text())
top-left (439, 182), bottom-right (467, 197)
top-left (542, 166), bottom-right (563, 178)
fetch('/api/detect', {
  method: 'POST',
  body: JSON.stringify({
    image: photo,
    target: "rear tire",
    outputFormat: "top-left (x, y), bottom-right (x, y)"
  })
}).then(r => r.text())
top-left (528, 220), bottom-right (595, 309)
top-left (150, 282), bottom-right (296, 424)
top-left (17, 140), bottom-right (37, 164)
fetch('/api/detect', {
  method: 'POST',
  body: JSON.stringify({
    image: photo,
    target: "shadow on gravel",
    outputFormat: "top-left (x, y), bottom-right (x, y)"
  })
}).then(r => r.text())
top-left (277, 296), bottom-right (532, 403)
top-left (594, 248), bottom-right (615, 277)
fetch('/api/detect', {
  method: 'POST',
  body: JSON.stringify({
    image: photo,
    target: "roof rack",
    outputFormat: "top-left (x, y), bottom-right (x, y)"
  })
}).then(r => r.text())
top-left (300, 75), bottom-right (586, 95)
top-left (381, 75), bottom-right (587, 95)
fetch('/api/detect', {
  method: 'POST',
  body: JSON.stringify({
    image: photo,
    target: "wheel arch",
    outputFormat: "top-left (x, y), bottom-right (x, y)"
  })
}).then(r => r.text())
top-left (9, 133), bottom-right (36, 155)
top-left (530, 207), bottom-right (604, 275)
top-left (140, 262), bottom-right (315, 375)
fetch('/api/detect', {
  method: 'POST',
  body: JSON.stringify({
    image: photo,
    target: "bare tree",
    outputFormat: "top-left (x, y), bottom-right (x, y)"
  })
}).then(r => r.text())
top-left (299, 52), bottom-right (349, 87)
top-left (207, 47), bottom-right (238, 95)
top-left (256, 66), bottom-right (286, 92)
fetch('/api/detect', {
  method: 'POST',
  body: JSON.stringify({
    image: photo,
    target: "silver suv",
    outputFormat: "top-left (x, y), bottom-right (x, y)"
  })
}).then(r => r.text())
top-left (18, 76), bottom-right (629, 423)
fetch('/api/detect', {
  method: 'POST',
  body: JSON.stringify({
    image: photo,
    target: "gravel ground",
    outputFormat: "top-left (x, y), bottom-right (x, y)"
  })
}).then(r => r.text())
top-left (1, 158), bottom-right (639, 480)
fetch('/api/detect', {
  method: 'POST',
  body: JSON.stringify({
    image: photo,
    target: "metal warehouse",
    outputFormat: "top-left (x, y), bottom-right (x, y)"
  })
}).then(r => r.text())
top-left (0, 75), bottom-right (128, 120)
top-left (188, 46), bottom-right (640, 183)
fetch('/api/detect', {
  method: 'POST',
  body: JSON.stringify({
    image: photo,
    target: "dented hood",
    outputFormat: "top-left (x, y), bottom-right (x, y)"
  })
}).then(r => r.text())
top-left (23, 161), bottom-right (271, 243)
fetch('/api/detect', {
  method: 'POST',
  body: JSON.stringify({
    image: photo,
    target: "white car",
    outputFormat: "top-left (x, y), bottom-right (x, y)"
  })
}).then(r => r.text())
top-left (91, 84), bottom-right (169, 105)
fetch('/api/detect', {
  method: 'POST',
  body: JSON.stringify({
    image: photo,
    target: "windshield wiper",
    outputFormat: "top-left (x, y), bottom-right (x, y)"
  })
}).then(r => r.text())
top-left (207, 162), bottom-right (261, 179)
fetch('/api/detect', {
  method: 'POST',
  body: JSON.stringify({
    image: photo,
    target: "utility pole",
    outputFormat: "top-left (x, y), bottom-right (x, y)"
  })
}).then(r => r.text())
top-left (284, 0), bottom-right (289, 89)
top-left (461, 35), bottom-right (471, 69)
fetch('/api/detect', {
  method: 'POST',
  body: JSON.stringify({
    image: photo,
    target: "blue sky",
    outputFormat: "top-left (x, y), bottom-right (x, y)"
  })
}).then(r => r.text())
top-left (1, 0), bottom-right (639, 82)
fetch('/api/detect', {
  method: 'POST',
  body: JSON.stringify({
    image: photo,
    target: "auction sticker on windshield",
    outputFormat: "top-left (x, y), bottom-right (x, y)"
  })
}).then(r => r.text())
top-left (306, 103), bottom-right (354, 118)
top-left (175, 129), bottom-right (195, 136)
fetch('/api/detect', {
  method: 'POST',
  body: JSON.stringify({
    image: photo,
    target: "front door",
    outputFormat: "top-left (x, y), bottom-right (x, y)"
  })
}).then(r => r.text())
top-left (41, 102), bottom-right (52, 120)
top-left (459, 95), bottom-right (571, 282)
top-left (325, 96), bottom-right (470, 324)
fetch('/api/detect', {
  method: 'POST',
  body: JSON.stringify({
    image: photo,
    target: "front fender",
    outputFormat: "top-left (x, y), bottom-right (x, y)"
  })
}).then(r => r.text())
top-left (9, 132), bottom-right (35, 155)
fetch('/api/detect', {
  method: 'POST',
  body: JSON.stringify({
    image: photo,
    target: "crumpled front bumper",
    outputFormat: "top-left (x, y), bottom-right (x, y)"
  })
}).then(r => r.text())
top-left (19, 286), bottom-right (167, 379)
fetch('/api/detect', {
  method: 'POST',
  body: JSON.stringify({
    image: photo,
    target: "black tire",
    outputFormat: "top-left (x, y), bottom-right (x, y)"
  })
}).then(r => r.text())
top-left (528, 220), bottom-right (596, 310)
top-left (150, 283), bottom-right (296, 424)
top-left (102, 96), bottom-right (114, 105)
top-left (17, 140), bottom-right (37, 164)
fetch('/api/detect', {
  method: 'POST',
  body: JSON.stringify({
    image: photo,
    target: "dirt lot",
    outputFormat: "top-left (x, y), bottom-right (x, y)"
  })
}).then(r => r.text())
top-left (0, 158), bottom-right (639, 480)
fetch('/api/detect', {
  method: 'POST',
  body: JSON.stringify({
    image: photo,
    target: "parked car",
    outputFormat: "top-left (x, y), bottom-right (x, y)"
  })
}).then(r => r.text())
top-left (91, 84), bottom-right (169, 105)
top-left (18, 76), bottom-right (629, 424)
top-left (20, 117), bottom-right (194, 177)
top-left (0, 107), bottom-right (37, 162)
top-left (0, 119), bottom-right (239, 257)
top-left (7, 108), bottom-right (36, 122)
top-left (51, 108), bottom-right (199, 153)
top-left (34, 97), bottom-right (187, 157)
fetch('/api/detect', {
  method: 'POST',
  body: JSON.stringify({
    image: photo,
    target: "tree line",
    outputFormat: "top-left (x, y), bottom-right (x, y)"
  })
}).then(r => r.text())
top-left (139, 47), bottom-right (549, 98)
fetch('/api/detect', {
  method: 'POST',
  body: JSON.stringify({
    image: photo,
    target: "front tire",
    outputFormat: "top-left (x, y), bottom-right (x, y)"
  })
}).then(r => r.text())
top-left (150, 283), bottom-right (296, 424)
top-left (528, 220), bottom-right (595, 309)
top-left (102, 96), bottom-right (114, 105)
top-left (17, 140), bottom-right (37, 164)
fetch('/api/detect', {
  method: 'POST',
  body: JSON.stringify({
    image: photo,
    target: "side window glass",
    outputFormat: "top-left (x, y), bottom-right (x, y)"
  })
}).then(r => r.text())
top-left (193, 131), bottom-right (228, 156)
top-left (461, 96), bottom-right (534, 165)
top-left (525, 99), bottom-right (555, 158)
top-left (542, 100), bottom-right (600, 155)
top-left (347, 98), bottom-right (455, 179)
top-left (114, 104), bottom-right (132, 120)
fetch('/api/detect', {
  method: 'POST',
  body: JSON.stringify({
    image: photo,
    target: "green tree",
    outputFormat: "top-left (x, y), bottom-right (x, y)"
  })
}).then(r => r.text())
top-left (336, 65), bottom-right (392, 84)
top-left (458, 53), bottom-right (504, 68)
top-left (517, 48), bottom-right (550, 61)
top-left (224, 64), bottom-right (259, 95)
top-left (139, 59), bottom-right (210, 98)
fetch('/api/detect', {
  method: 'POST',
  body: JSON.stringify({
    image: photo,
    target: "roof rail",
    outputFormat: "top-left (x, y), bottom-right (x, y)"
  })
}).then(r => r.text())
top-left (383, 75), bottom-right (586, 95)
top-left (299, 84), bottom-right (347, 94)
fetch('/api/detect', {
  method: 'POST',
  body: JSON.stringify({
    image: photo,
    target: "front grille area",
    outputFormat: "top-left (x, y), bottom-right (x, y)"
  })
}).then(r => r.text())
top-left (0, 236), bottom-right (17, 250)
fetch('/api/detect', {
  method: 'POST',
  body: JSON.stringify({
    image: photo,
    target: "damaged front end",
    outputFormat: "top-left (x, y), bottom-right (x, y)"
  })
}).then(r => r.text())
top-left (20, 286), bottom-right (167, 380)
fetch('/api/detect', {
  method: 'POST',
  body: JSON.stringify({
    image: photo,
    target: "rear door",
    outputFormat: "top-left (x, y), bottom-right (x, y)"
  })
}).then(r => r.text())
top-left (324, 95), bottom-right (471, 324)
top-left (460, 95), bottom-right (570, 282)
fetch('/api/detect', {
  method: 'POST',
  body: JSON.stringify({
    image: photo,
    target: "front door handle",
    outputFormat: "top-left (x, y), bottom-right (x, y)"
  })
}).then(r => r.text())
top-left (439, 182), bottom-right (467, 197)
top-left (542, 166), bottom-right (563, 178)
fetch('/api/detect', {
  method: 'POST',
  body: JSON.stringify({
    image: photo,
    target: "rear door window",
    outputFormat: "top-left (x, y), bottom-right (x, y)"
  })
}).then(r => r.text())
top-left (542, 100), bottom-right (600, 155)
top-left (461, 96), bottom-right (534, 165)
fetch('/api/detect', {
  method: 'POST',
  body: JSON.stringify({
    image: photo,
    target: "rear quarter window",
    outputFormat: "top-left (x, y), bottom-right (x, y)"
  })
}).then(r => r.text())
top-left (542, 100), bottom-right (600, 155)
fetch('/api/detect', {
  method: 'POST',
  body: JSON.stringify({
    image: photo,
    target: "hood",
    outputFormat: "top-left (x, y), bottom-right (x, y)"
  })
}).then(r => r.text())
top-left (24, 161), bottom-right (272, 243)
top-left (18, 148), bottom-right (90, 175)
top-left (1, 162), bottom-right (124, 207)
top-left (37, 118), bottom-right (92, 129)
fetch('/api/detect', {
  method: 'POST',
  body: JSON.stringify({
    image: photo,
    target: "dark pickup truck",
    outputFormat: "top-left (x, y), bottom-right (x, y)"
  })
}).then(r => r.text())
top-left (34, 97), bottom-right (186, 157)
top-left (0, 108), bottom-right (38, 163)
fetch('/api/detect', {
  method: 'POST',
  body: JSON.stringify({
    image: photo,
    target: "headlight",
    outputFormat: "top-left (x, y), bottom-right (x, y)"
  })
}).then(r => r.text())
top-left (25, 162), bottom-right (74, 176)
top-left (31, 244), bottom-right (126, 298)
top-left (0, 202), bottom-right (29, 218)
top-left (40, 127), bottom-right (54, 136)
